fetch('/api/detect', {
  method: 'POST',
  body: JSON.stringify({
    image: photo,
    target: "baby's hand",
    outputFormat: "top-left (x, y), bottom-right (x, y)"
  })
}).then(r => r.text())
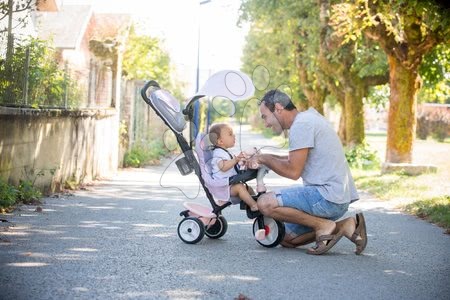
top-left (246, 154), bottom-right (260, 169)
top-left (236, 152), bottom-right (247, 166)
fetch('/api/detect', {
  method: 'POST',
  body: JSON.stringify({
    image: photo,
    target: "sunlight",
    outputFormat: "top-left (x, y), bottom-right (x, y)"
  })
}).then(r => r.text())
top-left (1, 231), bottom-right (29, 236)
top-left (72, 287), bottom-right (89, 292)
top-left (6, 262), bottom-right (49, 267)
top-left (68, 248), bottom-right (98, 252)
top-left (384, 270), bottom-right (413, 276)
top-left (231, 275), bottom-right (261, 281)
top-left (132, 223), bottom-right (164, 228)
top-left (19, 252), bottom-right (50, 258)
top-left (201, 274), bottom-right (226, 282)
top-left (30, 229), bottom-right (64, 235)
top-left (165, 289), bottom-right (204, 298)
top-left (85, 206), bottom-right (115, 210)
top-left (150, 233), bottom-right (175, 238)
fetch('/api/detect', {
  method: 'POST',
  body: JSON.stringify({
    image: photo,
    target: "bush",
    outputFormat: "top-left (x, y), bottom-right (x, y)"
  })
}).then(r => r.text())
top-left (416, 113), bottom-right (430, 140)
top-left (0, 37), bottom-right (82, 108)
top-left (429, 112), bottom-right (449, 142)
top-left (124, 140), bottom-right (170, 168)
top-left (17, 180), bottom-right (42, 204)
top-left (345, 142), bottom-right (380, 170)
top-left (416, 106), bottom-right (449, 142)
top-left (0, 179), bottom-right (17, 208)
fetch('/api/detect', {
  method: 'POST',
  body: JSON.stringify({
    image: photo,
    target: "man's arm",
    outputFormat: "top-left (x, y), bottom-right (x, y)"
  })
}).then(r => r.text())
top-left (257, 148), bottom-right (309, 180)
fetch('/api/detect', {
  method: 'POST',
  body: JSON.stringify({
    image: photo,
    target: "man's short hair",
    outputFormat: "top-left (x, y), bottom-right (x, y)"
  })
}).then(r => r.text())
top-left (259, 90), bottom-right (296, 112)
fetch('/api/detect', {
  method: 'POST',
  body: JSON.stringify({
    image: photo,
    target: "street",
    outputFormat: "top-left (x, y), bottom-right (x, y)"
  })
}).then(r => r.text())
top-left (1, 125), bottom-right (449, 300)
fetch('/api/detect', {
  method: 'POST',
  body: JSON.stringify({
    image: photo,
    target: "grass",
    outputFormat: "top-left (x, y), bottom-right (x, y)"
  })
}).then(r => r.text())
top-left (353, 131), bottom-right (450, 232)
top-left (404, 196), bottom-right (450, 234)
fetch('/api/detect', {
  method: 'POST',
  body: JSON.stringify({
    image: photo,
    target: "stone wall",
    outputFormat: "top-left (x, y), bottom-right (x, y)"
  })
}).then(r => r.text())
top-left (0, 107), bottom-right (119, 193)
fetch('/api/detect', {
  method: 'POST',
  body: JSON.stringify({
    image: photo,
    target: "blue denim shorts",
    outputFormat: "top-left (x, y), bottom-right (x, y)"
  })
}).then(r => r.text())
top-left (276, 185), bottom-right (349, 237)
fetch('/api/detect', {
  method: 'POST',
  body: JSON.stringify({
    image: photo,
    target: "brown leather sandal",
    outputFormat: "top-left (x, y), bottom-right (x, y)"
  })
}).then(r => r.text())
top-left (307, 231), bottom-right (344, 255)
top-left (350, 213), bottom-right (367, 255)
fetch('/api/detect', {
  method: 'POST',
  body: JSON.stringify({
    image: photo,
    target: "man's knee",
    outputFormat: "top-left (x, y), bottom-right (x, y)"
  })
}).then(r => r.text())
top-left (257, 192), bottom-right (278, 215)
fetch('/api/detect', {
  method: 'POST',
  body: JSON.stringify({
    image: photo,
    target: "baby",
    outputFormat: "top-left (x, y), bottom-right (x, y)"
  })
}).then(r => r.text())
top-left (209, 123), bottom-right (265, 215)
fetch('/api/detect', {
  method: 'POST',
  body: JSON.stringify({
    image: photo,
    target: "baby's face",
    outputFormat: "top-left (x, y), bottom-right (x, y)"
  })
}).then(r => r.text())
top-left (219, 126), bottom-right (236, 148)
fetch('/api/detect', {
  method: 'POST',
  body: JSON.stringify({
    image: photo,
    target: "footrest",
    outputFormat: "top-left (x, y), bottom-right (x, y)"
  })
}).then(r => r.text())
top-left (183, 202), bottom-right (216, 218)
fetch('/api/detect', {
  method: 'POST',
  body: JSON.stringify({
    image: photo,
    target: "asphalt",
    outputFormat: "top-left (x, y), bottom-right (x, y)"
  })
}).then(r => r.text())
top-left (0, 124), bottom-right (449, 300)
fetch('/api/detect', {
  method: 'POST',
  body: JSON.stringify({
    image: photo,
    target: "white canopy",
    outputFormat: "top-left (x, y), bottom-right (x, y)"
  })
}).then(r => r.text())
top-left (195, 70), bottom-right (255, 101)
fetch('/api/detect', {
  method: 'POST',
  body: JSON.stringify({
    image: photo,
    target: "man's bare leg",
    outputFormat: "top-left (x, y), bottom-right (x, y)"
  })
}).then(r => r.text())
top-left (281, 231), bottom-right (316, 248)
top-left (284, 217), bottom-right (358, 247)
top-left (257, 192), bottom-right (336, 239)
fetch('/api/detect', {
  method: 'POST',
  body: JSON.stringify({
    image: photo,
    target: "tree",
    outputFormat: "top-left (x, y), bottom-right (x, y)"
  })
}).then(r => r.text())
top-left (320, 0), bottom-right (389, 146)
top-left (332, 0), bottom-right (450, 162)
top-left (121, 26), bottom-right (185, 98)
top-left (240, 0), bottom-right (324, 113)
top-left (240, 0), bottom-right (389, 146)
top-left (1, 0), bottom-right (37, 63)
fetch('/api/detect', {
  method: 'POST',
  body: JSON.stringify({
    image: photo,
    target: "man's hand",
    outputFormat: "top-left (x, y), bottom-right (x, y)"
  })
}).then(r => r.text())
top-left (247, 149), bottom-right (309, 180)
top-left (246, 153), bottom-right (261, 169)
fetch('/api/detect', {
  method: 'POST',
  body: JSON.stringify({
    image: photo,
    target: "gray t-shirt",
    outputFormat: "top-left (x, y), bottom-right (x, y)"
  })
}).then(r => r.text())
top-left (289, 108), bottom-right (359, 204)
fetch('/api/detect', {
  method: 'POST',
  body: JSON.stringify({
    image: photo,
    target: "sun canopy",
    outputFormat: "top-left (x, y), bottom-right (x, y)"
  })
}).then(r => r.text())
top-left (185, 70), bottom-right (255, 109)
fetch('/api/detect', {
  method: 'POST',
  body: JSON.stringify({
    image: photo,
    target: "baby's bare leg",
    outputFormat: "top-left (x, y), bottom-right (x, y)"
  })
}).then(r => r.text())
top-left (230, 183), bottom-right (258, 211)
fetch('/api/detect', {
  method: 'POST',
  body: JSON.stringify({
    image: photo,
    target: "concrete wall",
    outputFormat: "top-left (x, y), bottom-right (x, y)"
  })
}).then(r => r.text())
top-left (0, 107), bottom-right (119, 193)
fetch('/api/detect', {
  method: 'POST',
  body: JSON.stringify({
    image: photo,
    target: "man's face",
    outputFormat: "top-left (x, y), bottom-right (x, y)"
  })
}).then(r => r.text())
top-left (260, 103), bottom-right (283, 135)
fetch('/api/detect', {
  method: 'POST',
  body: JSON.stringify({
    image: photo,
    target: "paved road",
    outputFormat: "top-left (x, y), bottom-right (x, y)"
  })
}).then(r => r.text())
top-left (1, 124), bottom-right (449, 300)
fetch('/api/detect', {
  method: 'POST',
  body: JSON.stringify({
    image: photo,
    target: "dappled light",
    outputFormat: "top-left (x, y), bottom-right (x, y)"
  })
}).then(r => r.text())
top-left (165, 289), bottom-right (204, 298)
top-left (384, 270), bottom-right (412, 276)
top-left (1, 163), bottom-right (449, 299)
top-left (6, 262), bottom-right (49, 267)
top-left (68, 248), bottom-right (98, 252)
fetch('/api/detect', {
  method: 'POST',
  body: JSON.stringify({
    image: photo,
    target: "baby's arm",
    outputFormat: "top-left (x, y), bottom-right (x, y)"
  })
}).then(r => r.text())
top-left (217, 153), bottom-right (243, 172)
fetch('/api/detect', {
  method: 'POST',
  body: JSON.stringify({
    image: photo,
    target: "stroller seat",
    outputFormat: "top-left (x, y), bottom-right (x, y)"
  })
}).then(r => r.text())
top-left (194, 133), bottom-right (242, 205)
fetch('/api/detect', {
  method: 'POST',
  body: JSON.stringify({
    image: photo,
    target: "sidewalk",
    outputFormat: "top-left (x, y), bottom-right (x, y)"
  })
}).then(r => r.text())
top-left (0, 124), bottom-right (449, 300)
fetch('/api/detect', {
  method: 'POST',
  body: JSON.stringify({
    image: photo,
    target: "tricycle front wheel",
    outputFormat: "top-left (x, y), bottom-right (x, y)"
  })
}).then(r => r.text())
top-left (253, 216), bottom-right (285, 248)
top-left (177, 217), bottom-right (205, 244)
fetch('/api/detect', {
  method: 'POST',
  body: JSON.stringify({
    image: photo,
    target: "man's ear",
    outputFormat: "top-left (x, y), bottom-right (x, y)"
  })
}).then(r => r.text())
top-left (274, 102), bottom-right (284, 111)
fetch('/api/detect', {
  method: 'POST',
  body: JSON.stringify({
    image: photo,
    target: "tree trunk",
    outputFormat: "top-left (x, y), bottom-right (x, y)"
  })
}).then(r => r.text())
top-left (295, 56), bottom-right (326, 113)
top-left (344, 84), bottom-right (365, 146)
top-left (337, 98), bottom-right (346, 144)
top-left (385, 55), bottom-right (421, 163)
top-left (307, 88), bottom-right (325, 115)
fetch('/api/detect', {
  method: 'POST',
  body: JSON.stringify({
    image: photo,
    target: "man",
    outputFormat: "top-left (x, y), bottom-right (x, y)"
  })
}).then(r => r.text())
top-left (249, 90), bottom-right (367, 255)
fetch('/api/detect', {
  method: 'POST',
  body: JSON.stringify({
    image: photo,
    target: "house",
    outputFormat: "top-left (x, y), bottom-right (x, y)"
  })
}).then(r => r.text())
top-left (34, 4), bottom-right (131, 107)
top-left (0, 1), bottom-right (132, 193)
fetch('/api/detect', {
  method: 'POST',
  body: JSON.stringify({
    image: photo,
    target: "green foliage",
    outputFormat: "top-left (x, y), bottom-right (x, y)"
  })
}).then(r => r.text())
top-left (345, 142), bottom-right (380, 170)
top-left (0, 37), bottom-right (82, 107)
top-left (332, 0), bottom-right (450, 46)
top-left (239, 0), bottom-right (314, 107)
top-left (0, 178), bottom-right (17, 208)
top-left (17, 180), bottom-right (42, 204)
top-left (365, 84), bottom-right (390, 111)
top-left (419, 45), bottom-right (450, 104)
top-left (353, 44), bottom-right (388, 79)
top-left (122, 26), bottom-right (185, 100)
top-left (420, 45), bottom-right (450, 88)
top-left (124, 140), bottom-right (169, 168)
